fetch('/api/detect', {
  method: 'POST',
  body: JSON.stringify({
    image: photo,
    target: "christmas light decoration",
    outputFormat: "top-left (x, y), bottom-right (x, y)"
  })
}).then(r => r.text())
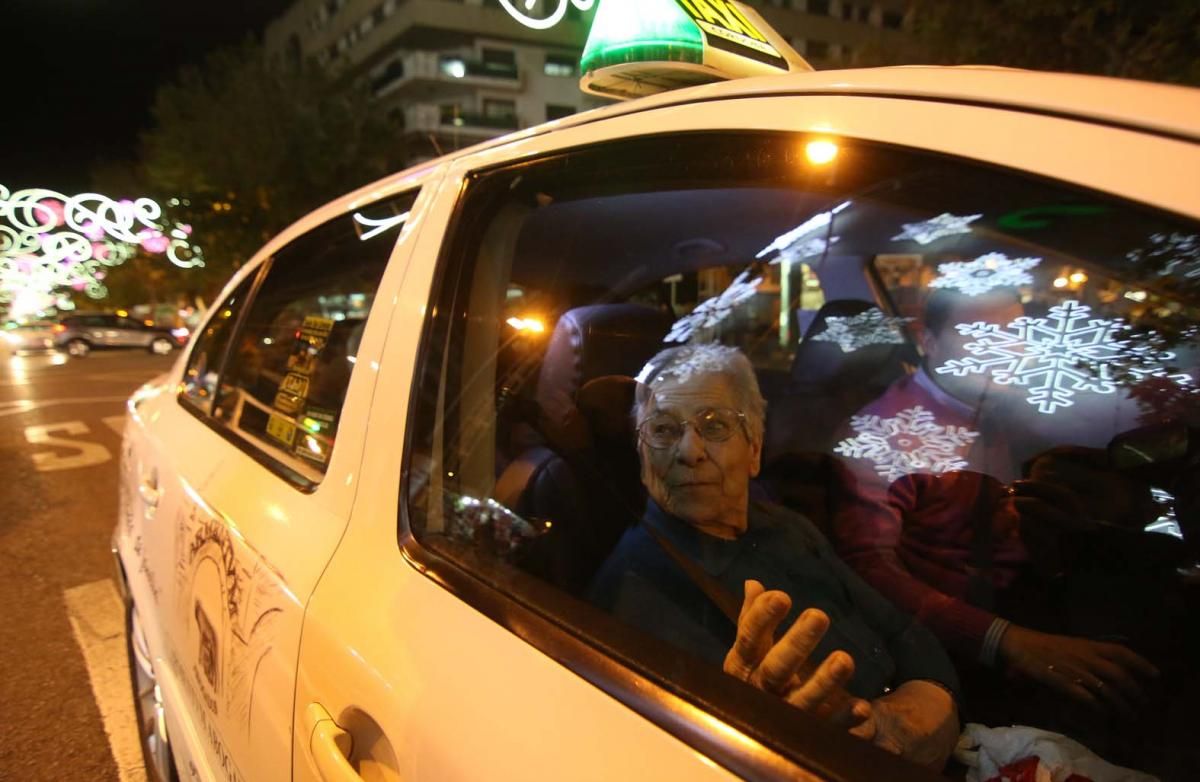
top-left (0, 184), bottom-right (203, 317)
top-left (499, 0), bottom-right (594, 30)
top-left (935, 300), bottom-right (1191, 415)
top-left (835, 405), bottom-right (979, 482)
top-left (811, 309), bottom-right (912, 352)
top-left (892, 212), bottom-right (981, 245)
top-left (929, 253), bottom-right (1041, 297)
top-left (663, 268), bottom-right (763, 343)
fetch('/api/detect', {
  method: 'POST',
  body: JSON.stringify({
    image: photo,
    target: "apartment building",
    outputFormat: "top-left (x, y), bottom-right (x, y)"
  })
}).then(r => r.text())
top-left (264, 0), bottom-right (912, 162)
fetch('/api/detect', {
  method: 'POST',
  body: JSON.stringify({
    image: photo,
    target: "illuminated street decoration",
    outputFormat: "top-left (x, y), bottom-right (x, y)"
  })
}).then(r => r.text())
top-left (1126, 232), bottom-right (1200, 280)
top-left (757, 201), bottom-right (850, 263)
top-left (498, 0), bottom-right (594, 30)
top-left (353, 210), bottom-right (410, 241)
top-left (0, 184), bottom-right (203, 316)
top-left (664, 268), bottom-right (763, 344)
top-left (929, 253), bottom-right (1041, 297)
top-left (935, 300), bottom-right (1190, 415)
top-left (1147, 488), bottom-right (1183, 539)
top-left (835, 405), bottom-right (979, 482)
top-left (811, 309), bottom-right (912, 352)
top-left (892, 212), bottom-right (981, 245)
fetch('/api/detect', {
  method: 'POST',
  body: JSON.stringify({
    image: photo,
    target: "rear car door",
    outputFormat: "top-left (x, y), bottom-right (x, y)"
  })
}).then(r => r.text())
top-left (294, 83), bottom-right (1200, 782)
top-left (116, 181), bottom-right (430, 782)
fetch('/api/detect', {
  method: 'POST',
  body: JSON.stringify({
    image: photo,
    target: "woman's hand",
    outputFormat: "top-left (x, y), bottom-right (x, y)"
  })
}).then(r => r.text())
top-left (724, 581), bottom-right (958, 770)
top-left (857, 681), bottom-right (959, 770)
top-left (723, 580), bottom-right (872, 729)
top-left (998, 624), bottom-right (1159, 716)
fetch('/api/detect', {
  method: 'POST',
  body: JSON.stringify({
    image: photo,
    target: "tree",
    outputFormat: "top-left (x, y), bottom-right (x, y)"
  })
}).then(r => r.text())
top-left (863, 0), bottom-right (1200, 86)
top-left (140, 39), bottom-right (401, 299)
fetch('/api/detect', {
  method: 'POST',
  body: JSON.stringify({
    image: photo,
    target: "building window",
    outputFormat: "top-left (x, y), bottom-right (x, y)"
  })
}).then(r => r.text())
top-left (544, 53), bottom-right (576, 77)
top-left (546, 104), bottom-right (575, 121)
top-left (483, 98), bottom-right (517, 124)
top-left (883, 9), bottom-right (904, 29)
top-left (808, 0), bottom-right (831, 15)
top-left (481, 48), bottom-right (518, 78)
top-left (807, 40), bottom-right (830, 59)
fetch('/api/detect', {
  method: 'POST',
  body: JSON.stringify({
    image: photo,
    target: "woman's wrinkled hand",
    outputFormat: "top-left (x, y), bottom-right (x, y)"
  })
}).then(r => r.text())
top-left (722, 580), bottom-right (872, 729)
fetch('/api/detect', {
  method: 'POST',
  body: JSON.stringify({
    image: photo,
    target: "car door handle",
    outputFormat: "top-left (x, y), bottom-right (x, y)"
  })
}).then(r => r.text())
top-left (305, 703), bottom-right (363, 782)
top-left (138, 471), bottom-right (160, 507)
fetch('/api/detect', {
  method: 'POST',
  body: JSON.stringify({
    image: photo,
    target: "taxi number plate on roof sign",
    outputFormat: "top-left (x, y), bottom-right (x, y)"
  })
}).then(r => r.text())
top-left (674, 0), bottom-right (786, 68)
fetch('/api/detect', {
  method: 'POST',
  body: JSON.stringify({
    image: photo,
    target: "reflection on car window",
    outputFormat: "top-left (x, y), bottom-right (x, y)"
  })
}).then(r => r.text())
top-left (180, 273), bottom-right (258, 415)
top-left (210, 189), bottom-right (417, 483)
top-left (406, 132), bottom-right (1199, 778)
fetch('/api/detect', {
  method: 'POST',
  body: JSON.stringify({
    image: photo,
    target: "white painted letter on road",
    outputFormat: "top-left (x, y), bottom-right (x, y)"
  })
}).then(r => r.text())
top-left (25, 420), bottom-right (112, 471)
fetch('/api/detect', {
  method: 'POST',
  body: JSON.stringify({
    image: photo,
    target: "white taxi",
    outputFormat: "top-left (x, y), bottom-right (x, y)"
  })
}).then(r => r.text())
top-left (113, 20), bottom-right (1200, 782)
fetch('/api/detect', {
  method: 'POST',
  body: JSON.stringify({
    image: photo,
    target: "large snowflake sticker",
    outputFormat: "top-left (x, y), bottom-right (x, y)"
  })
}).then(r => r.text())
top-left (664, 268), bottom-right (763, 343)
top-left (929, 253), bottom-right (1041, 296)
top-left (935, 299), bottom-right (1191, 415)
top-left (811, 309), bottom-right (912, 352)
top-left (892, 213), bottom-right (982, 245)
top-left (835, 406), bottom-right (979, 482)
top-left (1126, 232), bottom-right (1200, 280)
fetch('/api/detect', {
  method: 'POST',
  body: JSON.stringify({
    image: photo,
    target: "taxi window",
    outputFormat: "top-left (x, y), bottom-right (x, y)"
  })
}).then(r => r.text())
top-left (211, 189), bottom-right (417, 485)
top-left (405, 132), bottom-right (1199, 779)
top-left (180, 272), bottom-right (258, 415)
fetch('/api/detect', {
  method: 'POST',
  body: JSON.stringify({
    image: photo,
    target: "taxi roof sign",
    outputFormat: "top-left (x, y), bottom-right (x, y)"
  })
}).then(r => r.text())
top-left (580, 0), bottom-right (812, 100)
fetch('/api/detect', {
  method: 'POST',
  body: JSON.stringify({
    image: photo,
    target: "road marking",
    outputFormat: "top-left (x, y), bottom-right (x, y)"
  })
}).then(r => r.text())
top-left (25, 420), bottom-right (112, 471)
top-left (0, 396), bottom-right (128, 418)
top-left (64, 579), bottom-right (149, 782)
top-left (104, 415), bottom-right (127, 435)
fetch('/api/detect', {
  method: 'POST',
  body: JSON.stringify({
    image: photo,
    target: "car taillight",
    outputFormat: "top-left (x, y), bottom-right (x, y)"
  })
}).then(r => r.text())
top-left (53, 324), bottom-right (66, 333)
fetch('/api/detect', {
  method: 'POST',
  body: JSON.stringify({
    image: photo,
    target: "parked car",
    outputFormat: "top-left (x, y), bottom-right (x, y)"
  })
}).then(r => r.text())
top-left (2, 320), bottom-right (57, 352)
top-left (55, 313), bottom-right (181, 357)
top-left (113, 65), bottom-right (1200, 782)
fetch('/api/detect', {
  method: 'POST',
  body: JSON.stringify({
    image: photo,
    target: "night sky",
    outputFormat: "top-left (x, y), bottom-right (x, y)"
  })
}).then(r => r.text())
top-left (3, 0), bottom-right (293, 195)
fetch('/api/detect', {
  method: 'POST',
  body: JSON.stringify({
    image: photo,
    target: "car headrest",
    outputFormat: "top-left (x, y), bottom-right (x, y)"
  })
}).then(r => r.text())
top-left (535, 304), bottom-right (672, 431)
top-left (791, 299), bottom-right (916, 388)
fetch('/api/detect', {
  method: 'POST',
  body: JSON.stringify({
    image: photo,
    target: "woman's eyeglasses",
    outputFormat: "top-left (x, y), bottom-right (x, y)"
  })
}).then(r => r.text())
top-left (637, 408), bottom-right (748, 450)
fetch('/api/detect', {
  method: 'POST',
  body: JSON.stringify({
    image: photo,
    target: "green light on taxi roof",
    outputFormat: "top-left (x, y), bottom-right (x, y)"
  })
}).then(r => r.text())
top-left (580, 0), bottom-right (703, 74)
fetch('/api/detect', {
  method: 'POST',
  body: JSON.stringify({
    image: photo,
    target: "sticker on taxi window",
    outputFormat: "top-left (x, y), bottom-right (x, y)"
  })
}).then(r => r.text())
top-left (266, 413), bottom-right (297, 449)
top-left (294, 406), bottom-right (336, 465)
top-left (287, 315), bottom-right (335, 376)
top-left (674, 0), bottom-right (786, 68)
top-left (272, 371), bottom-right (312, 415)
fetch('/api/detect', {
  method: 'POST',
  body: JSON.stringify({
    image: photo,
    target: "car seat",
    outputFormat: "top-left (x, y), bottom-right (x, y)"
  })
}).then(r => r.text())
top-left (492, 303), bottom-right (672, 594)
top-left (764, 300), bottom-right (916, 460)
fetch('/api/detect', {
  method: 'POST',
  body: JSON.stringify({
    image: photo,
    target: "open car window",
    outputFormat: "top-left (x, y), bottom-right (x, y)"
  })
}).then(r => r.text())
top-left (405, 131), bottom-right (1200, 779)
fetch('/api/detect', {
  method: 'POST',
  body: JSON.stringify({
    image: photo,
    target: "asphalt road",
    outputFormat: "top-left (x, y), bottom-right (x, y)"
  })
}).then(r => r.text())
top-left (0, 345), bottom-right (175, 782)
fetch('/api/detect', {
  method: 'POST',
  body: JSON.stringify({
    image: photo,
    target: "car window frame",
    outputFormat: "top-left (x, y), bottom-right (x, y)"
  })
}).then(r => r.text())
top-left (394, 133), bottom-right (949, 782)
top-left (176, 186), bottom-right (422, 492)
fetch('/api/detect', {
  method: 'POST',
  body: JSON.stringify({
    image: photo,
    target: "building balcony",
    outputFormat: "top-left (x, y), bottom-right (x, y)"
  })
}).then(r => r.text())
top-left (403, 102), bottom-right (521, 140)
top-left (372, 50), bottom-right (521, 99)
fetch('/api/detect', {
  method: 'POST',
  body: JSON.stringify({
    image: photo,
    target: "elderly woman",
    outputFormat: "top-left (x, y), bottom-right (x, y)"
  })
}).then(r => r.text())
top-left (588, 344), bottom-right (961, 769)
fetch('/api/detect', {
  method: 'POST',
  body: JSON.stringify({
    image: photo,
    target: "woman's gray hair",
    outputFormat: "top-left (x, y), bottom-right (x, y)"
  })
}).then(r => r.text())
top-left (634, 343), bottom-right (766, 443)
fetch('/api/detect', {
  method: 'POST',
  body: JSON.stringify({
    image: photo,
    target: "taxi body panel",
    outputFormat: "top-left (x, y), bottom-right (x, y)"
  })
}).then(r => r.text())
top-left (114, 66), bottom-right (1200, 782)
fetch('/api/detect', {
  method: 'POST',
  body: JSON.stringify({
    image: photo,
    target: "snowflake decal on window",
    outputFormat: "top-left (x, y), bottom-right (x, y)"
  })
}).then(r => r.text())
top-left (892, 213), bottom-right (982, 245)
top-left (810, 309), bottom-right (912, 352)
top-left (928, 253), bottom-right (1041, 296)
top-left (664, 269), bottom-right (763, 343)
top-left (935, 299), bottom-right (1191, 415)
top-left (834, 405), bottom-right (979, 482)
top-left (1126, 232), bottom-right (1200, 280)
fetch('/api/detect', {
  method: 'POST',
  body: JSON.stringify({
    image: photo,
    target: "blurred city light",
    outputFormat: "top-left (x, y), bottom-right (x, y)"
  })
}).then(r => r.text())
top-left (0, 184), bottom-right (204, 319)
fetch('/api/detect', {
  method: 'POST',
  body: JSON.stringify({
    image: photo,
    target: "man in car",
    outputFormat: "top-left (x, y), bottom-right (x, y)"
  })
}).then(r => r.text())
top-left (830, 288), bottom-right (1161, 723)
top-left (589, 343), bottom-right (961, 770)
